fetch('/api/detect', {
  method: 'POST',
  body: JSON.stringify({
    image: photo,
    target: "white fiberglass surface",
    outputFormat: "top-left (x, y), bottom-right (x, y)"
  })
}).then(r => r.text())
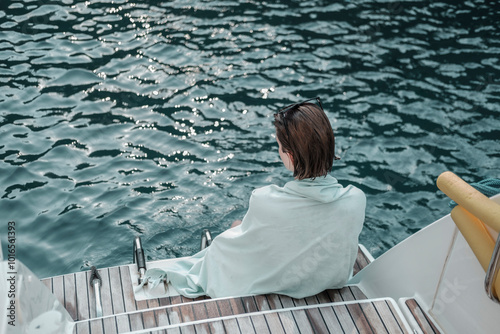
top-left (430, 232), bottom-right (500, 333)
top-left (349, 213), bottom-right (456, 307)
top-left (429, 195), bottom-right (500, 334)
top-left (351, 194), bottom-right (500, 334)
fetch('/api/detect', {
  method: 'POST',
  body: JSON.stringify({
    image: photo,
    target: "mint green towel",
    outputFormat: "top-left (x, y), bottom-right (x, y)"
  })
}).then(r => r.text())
top-left (164, 175), bottom-right (366, 298)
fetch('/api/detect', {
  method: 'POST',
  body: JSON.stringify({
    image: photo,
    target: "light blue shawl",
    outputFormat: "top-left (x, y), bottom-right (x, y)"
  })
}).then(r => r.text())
top-left (164, 175), bottom-right (366, 298)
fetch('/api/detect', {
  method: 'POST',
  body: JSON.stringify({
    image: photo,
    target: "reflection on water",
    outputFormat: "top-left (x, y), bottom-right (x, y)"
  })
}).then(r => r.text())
top-left (0, 0), bottom-right (499, 278)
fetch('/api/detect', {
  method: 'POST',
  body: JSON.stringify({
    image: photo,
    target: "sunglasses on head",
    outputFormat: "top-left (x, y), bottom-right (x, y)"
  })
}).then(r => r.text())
top-left (275, 97), bottom-right (323, 116)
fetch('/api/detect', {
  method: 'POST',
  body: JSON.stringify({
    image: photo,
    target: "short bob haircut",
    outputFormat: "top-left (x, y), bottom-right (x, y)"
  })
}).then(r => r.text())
top-left (274, 102), bottom-right (337, 180)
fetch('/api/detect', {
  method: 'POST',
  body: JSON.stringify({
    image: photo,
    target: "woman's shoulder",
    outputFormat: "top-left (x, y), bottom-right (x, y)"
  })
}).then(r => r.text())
top-left (251, 183), bottom-right (285, 197)
top-left (345, 184), bottom-right (366, 202)
top-left (250, 176), bottom-right (365, 204)
top-left (344, 183), bottom-right (366, 198)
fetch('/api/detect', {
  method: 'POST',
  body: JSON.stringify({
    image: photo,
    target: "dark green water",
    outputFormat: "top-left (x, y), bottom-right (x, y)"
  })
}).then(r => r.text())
top-left (0, 0), bottom-right (499, 278)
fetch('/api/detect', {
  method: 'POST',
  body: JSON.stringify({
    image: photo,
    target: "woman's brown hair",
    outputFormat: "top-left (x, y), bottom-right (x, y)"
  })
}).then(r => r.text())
top-left (274, 102), bottom-right (337, 180)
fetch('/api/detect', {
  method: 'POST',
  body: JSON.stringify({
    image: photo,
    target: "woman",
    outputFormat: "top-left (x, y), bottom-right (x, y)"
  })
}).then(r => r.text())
top-left (165, 97), bottom-right (366, 298)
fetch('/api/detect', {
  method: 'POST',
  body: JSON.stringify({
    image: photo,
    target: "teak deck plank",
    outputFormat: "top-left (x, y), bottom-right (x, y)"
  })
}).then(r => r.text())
top-left (277, 310), bottom-right (303, 334)
top-left (89, 319), bottom-right (103, 334)
top-left (255, 294), bottom-right (271, 311)
top-left (158, 297), bottom-right (173, 326)
top-left (264, 312), bottom-right (286, 334)
top-left (167, 305), bottom-right (182, 328)
top-left (179, 324), bottom-right (196, 334)
top-left (358, 301), bottom-right (388, 333)
top-left (309, 291), bottom-right (342, 332)
top-left (294, 309), bottom-right (318, 333)
top-left (108, 267), bottom-right (125, 312)
top-left (208, 317), bottom-right (226, 334)
top-left (166, 328), bottom-right (182, 334)
top-left (230, 297), bottom-right (246, 315)
top-left (217, 297), bottom-right (241, 333)
top-left (282, 295), bottom-right (313, 333)
top-left (335, 305), bottom-right (359, 333)
top-left (177, 300), bottom-right (196, 324)
top-left (205, 300), bottom-right (222, 319)
top-left (354, 247), bottom-right (370, 275)
top-left (216, 298), bottom-right (234, 316)
top-left (278, 295), bottom-right (295, 309)
top-left (143, 299), bottom-right (160, 330)
top-left (291, 296), bottom-right (307, 307)
top-left (64, 274), bottom-right (78, 320)
top-left (387, 301), bottom-right (410, 333)
top-left (75, 271), bottom-right (90, 334)
top-left (352, 292), bottom-right (389, 333)
top-left (222, 317), bottom-right (241, 333)
top-left (340, 286), bottom-right (376, 332)
top-left (242, 295), bottom-right (259, 313)
top-left (52, 275), bottom-right (64, 313)
top-left (346, 302), bottom-right (374, 333)
top-left (191, 301), bottom-right (212, 334)
top-left (327, 288), bottom-right (344, 303)
top-left (277, 295), bottom-right (313, 333)
top-left (406, 299), bottom-right (440, 334)
top-left (326, 289), bottom-right (358, 333)
top-left (167, 302), bottom-right (188, 333)
top-left (250, 313), bottom-right (271, 334)
top-left (374, 300), bottom-right (405, 334)
top-left (266, 294), bottom-right (283, 310)
top-left (315, 290), bottom-right (330, 305)
top-left (121, 266), bottom-right (144, 331)
top-left (318, 305), bottom-right (344, 333)
top-left (301, 294), bottom-right (329, 333)
top-left (194, 323), bottom-right (211, 334)
top-left (155, 304), bottom-right (171, 328)
top-left (191, 300), bottom-right (209, 320)
top-left (75, 271), bottom-right (90, 321)
top-left (100, 268), bottom-right (118, 334)
top-left (235, 314), bottom-right (256, 334)
top-left (353, 259), bottom-right (362, 276)
top-left (180, 323), bottom-right (197, 334)
top-left (109, 267), bottom-right (130, 333)
top-left (178, 297), bottom-right (209, 334)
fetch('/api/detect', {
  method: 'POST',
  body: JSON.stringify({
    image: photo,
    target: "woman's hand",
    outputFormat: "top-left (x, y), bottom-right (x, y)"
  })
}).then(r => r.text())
top-left (231, 220), bottom-right (242, 228)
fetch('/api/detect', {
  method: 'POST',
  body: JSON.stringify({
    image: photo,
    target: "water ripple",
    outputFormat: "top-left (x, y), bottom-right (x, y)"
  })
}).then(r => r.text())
top-left (0, 0), bottom-right (499, 277)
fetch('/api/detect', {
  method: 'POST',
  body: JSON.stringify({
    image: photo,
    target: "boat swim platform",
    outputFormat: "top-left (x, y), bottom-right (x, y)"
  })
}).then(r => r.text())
top-left (40, 246), bottom-right (415, 333)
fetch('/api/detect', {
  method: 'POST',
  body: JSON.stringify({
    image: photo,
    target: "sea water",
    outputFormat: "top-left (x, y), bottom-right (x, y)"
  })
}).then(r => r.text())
top-left (0, 0), bottom-right (499, 278)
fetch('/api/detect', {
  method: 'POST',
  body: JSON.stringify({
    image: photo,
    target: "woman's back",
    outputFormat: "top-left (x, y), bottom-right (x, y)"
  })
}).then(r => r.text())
top-left (167, 175), bottom-right (365, 298)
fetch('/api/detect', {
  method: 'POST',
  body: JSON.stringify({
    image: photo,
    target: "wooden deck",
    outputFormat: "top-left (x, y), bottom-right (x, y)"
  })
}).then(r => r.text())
top-left (39, 246), bottom-right (414, 333)
top-left (75, 296), bottom-right (408, 334)
top-left (405, 299), bottom-right (441, 334)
